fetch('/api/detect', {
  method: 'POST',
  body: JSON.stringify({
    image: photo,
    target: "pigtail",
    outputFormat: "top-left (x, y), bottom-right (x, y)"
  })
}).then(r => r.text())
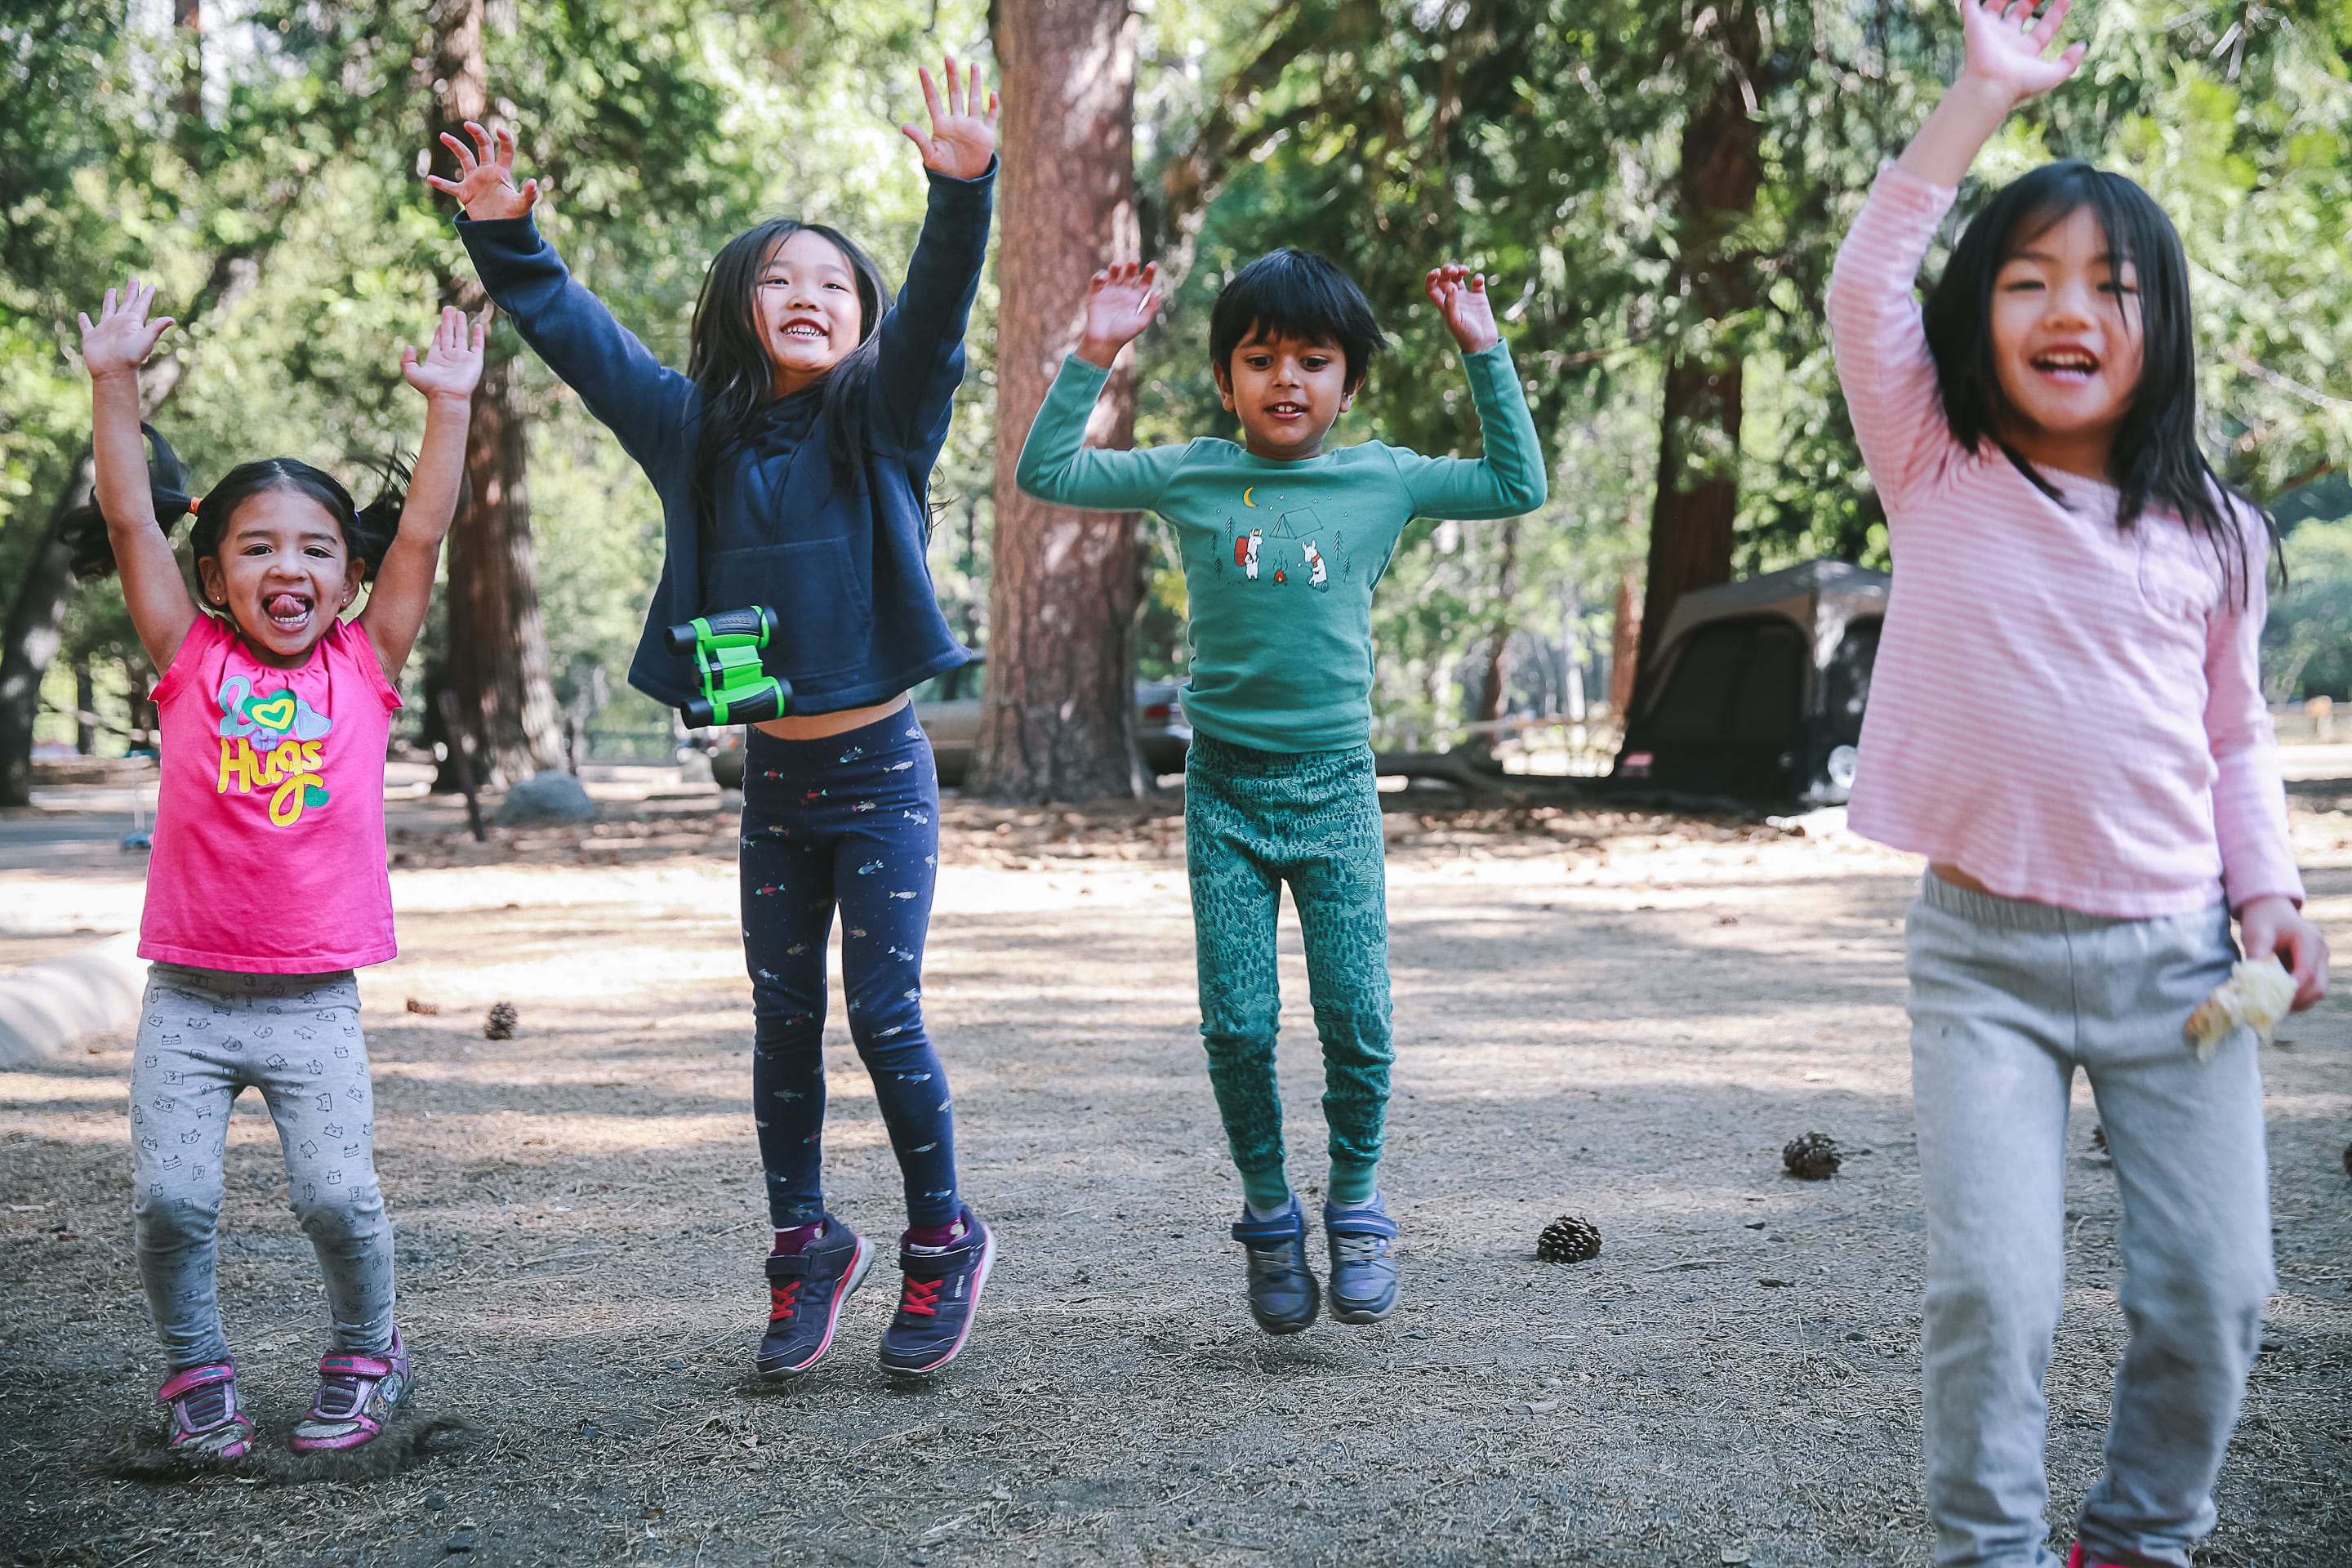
top-left (345, 451), bottom-right (416, 576)
top-left (60, 424), bottom-right (196, 581)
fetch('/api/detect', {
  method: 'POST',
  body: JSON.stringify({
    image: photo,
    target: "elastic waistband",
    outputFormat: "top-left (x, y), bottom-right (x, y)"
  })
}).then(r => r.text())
top-left (1914, 871), bottom-right (2220, 933)
top-left (745, 701), bottom-right (920, 758)
top-left (149, 961), bottom-right (359, 996)
top-left (1188, 733), bottom-right (1371, 777)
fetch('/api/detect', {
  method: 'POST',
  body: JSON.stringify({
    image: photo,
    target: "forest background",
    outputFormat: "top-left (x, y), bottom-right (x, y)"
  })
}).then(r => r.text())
top-left (6, 0), bottom-right (2352, 803)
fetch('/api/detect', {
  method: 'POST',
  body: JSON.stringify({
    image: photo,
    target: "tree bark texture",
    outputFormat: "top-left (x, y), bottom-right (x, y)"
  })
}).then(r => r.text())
top-left (1608, 566), bottom-right (1641, 717)
top-left (0, 458), bottom-right (92, 806)
top-left (969, 0), bottom-right (1144, 802)
top-left (429, 0), bottom-right (562, 788)
top-left (74, 659), bottom-right (96, 755)
top-left (1633, 9), bottom-right (1764, 711)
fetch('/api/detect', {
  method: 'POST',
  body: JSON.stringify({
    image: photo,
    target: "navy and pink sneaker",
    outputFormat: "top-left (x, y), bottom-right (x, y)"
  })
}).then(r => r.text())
top-left (757, 1218), bottom-right (875, 1379)
top-left (878, 1205), bottom-right (994, 1379)
top-left (158, 1362), bottom-right (255, 1460)
top-left (289, 1329), bottom-right (411, 1453)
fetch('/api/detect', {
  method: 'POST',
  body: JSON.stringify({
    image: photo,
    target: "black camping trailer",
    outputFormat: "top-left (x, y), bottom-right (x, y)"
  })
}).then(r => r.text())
top-left (1611, 559), bottom-right (1890, 805)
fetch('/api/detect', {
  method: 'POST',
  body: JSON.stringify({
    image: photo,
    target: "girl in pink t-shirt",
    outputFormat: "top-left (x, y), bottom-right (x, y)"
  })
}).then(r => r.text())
top-left (70, 282), bottom-right (483, 1459)
top-left (1825, 5), bottom-right (2329, 1566)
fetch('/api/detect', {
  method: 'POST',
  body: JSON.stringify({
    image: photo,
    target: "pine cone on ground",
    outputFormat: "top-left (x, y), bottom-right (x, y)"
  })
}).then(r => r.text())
top-left (405, 997), bottom-right (439, 1016)
top-left (483, 1000), bottom-right (519, 1040)
top-left (2090, 1125), bottom-right (2109, 1155)
top-left (1536, 1214), bottom-right (1601, 1263)
top-left (2342, 1139), bottom-right (2351, 1180)
top-left (1782, 1132), bottom-right (1841, 1180)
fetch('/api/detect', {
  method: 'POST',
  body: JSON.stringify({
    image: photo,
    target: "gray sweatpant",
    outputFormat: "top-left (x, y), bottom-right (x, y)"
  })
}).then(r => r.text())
top-left (131, 964), bottom-right (395, 1370)
top-left (1904, 874), bottom-right (2273, 1568)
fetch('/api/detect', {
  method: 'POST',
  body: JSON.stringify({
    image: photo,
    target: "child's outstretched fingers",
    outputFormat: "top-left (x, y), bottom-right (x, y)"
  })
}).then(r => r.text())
top-left (402, 303), bottom-right (487, 403)
top-left (1076, 261), bottom-right (1160, 366)
top-left (1425, 265), bottom-right (1499, 351)
top-left (1958, 0), bottom-right (2086, 105)
top-left (901, 56), bottom-right (997, 179)
top-left (78, 280), bottom-right (175, 379)
top-left (424, 118), bottom-right (541, 220)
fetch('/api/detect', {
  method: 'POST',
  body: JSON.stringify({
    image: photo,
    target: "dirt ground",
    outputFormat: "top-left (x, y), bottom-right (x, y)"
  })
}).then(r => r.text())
top-left (3, 783), bottom-right (2350, 1567)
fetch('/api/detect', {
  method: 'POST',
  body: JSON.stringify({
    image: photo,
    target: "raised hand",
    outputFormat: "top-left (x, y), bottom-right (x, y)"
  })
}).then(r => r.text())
top-left (1424, 265), bottom-right (1500, 354)
top-left (78, 281), bottom-right (174, 381)
top-left (424, 120), bottom-right (542, 221)
top-left (901, 57), bottom-right (999, 180)
top-left (401, 305), bottom-right (491, 406)
top-left (1074, 262), bottom-right (1162, 368)
top-left (1958, 0), bottom-right (2085, 108)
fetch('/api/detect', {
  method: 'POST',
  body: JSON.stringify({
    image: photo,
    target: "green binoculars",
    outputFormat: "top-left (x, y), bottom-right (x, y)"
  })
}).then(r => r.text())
top-left (663, 605), bottom-right (792, 728)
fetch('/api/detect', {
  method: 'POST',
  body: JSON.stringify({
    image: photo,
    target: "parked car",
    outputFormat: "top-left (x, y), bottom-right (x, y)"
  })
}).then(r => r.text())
top-left (913, 660), bottom-right (1191, 786)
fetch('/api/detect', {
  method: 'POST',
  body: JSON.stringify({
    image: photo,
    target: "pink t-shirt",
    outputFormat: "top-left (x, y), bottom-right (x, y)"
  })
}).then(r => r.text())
top-left (141, 613), bottom-right (401, 972)
top-left (1824, 164), bottom-right (2303, 918)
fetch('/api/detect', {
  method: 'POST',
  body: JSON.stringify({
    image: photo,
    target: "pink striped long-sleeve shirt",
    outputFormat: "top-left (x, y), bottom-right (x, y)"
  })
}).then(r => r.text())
top-left (1825, 164), bottom-right (2302, 918)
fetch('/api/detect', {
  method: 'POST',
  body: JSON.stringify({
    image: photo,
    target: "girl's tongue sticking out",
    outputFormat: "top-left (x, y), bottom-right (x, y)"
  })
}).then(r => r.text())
top-left (265, 591), bottom-right (313, 631)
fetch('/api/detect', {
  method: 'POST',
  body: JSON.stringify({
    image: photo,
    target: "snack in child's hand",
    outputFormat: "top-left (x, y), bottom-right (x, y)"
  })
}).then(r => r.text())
top-left (2184, 955), bottom-right (2296, 1059)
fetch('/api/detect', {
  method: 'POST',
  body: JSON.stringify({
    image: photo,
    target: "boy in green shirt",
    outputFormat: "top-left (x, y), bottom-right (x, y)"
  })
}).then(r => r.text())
top-left (1016, 250), bottom-right (1545, 1334)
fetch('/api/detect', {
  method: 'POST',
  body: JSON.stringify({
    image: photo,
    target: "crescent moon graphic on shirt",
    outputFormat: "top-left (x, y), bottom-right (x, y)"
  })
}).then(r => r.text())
top-left (1241, 487), bottom-right (1257, 508)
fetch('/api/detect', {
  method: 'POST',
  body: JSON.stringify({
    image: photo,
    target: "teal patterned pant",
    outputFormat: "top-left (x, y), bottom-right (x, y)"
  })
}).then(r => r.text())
top-left (1186, 735), bottom-right (1392, 1209)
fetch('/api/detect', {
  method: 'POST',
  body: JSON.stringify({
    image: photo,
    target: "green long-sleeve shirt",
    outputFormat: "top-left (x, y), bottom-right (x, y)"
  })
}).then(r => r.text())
top-left (1015, 343), bottom-right (1546, 753)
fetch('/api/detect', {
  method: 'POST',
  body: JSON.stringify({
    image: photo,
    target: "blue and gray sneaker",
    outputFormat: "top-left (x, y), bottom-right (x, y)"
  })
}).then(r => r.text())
top-left (757, 1218), bottom-right (875, 1379)
top-left (1323, 1194), bottom-right (1399, 1323)
top-left (878, 1205), bottom-right (996, 1379)
top-left (1232, 1196), bottom-right (1319, 1335)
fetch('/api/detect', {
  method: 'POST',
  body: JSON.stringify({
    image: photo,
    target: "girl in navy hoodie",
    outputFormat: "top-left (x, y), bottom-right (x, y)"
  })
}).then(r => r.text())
top-left (429, 61), bottom-right (996, 1381)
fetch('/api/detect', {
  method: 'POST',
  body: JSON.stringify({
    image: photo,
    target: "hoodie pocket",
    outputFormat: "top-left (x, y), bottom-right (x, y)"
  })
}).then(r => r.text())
top-left (704, 537), bottom-right (874, 682)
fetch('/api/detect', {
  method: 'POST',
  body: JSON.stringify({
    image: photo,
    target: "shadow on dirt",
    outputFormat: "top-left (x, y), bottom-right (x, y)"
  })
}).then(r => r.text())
top-left (102, 1413), bottom-right (480, 1486)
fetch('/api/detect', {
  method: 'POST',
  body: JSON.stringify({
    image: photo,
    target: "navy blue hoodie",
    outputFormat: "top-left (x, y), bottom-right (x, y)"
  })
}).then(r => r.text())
top-left (456, 167), bottom-right (991, 713)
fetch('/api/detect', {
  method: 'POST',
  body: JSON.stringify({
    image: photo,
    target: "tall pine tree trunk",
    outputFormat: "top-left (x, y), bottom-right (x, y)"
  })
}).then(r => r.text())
top-left (1633, 8), bottom-right (1763, 708)
top-left (1468, 517), bottom-right (1521, 758)
top-left (968, 0), bottom-right (1144, 803)
top-left (428, 0), bottom-right (561, 788)
top-left (0, 460), bottom-right (91, 805)
top-left (1608, 566), bottom-right (1641, 717)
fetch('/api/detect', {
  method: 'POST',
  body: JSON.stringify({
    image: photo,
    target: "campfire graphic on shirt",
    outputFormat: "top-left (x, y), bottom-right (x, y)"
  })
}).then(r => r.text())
top-left (1224, 494), bottom-right (1339, 591)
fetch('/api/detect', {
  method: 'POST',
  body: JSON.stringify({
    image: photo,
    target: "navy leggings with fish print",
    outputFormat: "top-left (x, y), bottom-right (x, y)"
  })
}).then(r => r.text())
top-left (740, 708), bottom-right (958, 1229)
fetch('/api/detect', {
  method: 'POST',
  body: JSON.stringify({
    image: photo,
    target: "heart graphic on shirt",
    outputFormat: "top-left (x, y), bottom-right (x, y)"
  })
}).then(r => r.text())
top-left (245, 693), bottom-right (299, 733)
top-left (303, 783), bottom-right (329, 808)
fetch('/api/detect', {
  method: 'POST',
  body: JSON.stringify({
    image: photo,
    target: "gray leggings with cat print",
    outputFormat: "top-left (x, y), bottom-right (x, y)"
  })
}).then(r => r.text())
top-left (131, 963), bottom-right (395, 1370)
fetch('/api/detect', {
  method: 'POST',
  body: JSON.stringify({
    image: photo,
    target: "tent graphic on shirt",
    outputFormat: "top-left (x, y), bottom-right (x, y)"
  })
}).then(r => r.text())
top-left (1222, 496), bottom-right (1339, 590)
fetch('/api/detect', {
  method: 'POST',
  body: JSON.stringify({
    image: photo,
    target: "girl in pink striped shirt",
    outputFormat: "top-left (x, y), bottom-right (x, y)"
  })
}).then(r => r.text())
top-left (1826, 4), bottom-right (2329, 1566)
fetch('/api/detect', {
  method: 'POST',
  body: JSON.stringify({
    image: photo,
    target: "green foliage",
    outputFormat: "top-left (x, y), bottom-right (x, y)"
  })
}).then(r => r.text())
top-left (11, 0), bottom-right (2351, 755)
top-left (4, 0), bottom-right (995, 752)
top-left (1127, 0), bottom-right (2352, 729)
top-left (2269, 512), bottom-right (2352, 702)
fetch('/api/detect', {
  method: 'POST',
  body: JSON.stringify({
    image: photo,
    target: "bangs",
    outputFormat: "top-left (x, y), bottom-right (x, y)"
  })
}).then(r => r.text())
top-left (1998, 170), bottom-right (2163, 290)
top-left (1209, 249), bottom-right (1384, 388)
